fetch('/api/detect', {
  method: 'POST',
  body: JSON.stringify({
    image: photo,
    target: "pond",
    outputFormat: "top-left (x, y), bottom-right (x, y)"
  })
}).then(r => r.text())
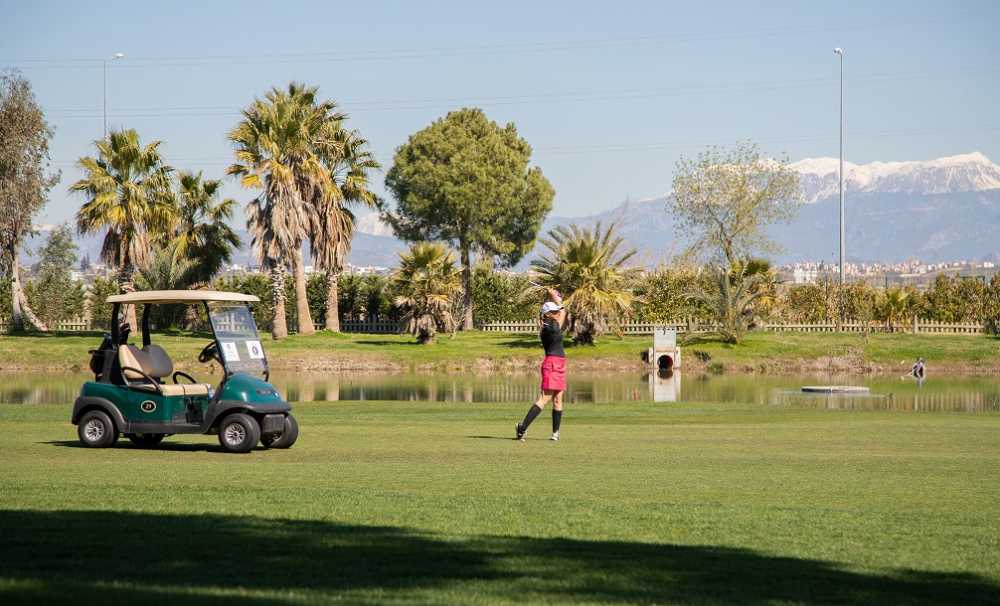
top-left (1, 370), bottom-right (998, 413)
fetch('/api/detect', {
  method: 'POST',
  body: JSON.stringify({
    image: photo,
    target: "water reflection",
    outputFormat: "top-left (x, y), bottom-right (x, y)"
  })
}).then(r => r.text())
top-left (649, 370), bottom-right (681, 402)
top-left (1, 371), bottom-right (998, 413)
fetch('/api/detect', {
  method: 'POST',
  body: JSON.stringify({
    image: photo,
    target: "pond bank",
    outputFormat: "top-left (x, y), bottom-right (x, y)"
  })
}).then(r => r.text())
top-left (0, 330), bottom-right (997, 375)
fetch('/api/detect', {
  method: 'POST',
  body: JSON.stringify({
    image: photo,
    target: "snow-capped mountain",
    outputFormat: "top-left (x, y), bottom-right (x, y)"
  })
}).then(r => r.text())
top-left (791, 152), bottom-right (1000, 203)
top-left (355, 212), bottom-right (396, 237)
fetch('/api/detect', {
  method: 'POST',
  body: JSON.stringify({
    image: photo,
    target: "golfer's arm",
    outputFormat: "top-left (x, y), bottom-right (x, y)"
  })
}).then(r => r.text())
top-left (555, 309), bottom-right (567, 326)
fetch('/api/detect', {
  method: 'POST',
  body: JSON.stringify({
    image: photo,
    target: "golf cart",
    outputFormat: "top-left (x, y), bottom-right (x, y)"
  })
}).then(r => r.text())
top-left (72, 290), bottom-right (298, 453)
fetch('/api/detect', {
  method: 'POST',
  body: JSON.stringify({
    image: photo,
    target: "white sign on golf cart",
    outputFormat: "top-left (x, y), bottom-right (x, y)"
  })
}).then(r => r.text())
top-left (221, 341), bottom-right (241, 362)
top-left (245, 340), bottom-right (265, 360)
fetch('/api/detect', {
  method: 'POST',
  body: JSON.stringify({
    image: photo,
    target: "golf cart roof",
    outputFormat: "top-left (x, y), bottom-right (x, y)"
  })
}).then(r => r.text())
top-left (106, 290), bottom-right (260, 304)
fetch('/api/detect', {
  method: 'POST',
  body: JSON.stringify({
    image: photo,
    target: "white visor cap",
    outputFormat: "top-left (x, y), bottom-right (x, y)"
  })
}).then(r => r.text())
top-left (540, 301), bottom-right (564, 316)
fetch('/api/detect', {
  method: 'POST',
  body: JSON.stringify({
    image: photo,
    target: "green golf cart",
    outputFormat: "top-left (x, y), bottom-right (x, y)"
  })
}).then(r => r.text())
top-left (72, 290), bottom-right (298, 453)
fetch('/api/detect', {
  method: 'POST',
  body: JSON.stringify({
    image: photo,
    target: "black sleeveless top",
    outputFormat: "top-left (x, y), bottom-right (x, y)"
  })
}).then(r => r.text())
top-left (540, 320), bottom-right (565, 358)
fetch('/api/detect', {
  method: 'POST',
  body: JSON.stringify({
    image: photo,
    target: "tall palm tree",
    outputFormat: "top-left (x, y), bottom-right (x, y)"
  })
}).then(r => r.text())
top-left (310, 127), bottom-right (381, 331)
top-left (228, 83), bottom-right (340, 337)
top-left (392, 242), bottom-right (461, 344)
top-left (72, 128), bottom-right (175, 331)
top-left (174, 171), bottom-right (241, 286)
top-left (530, 222), bottom-right (638, 344)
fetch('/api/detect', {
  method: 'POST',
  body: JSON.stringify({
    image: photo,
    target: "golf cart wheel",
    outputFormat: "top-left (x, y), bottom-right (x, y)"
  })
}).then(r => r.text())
top-left (261, 414), bottom-right (299, 449)
top-left (78, 410), bottom-right (118, 448)
top-left (217, 413), bottom-right (260, 454)
top-left (126, 433), bottom-right (165, 448)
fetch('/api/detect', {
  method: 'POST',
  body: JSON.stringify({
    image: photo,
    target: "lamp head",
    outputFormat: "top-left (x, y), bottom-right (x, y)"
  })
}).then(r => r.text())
top-left (113, 52), bottom-right (125, 59)
top-left (833, 48), bottom-right (844, 55)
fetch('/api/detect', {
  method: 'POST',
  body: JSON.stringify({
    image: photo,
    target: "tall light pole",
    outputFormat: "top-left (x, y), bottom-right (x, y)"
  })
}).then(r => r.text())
top-left (834, 47), bottom-right (845, 322)
top-left (103, 52), bottom-right (125, 139)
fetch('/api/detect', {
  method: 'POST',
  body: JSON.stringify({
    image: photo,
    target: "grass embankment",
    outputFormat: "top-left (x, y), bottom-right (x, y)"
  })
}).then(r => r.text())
top-left (1, 399), bottom-right (999, 604)
top-left (0, 329), bottom-right (997, 374)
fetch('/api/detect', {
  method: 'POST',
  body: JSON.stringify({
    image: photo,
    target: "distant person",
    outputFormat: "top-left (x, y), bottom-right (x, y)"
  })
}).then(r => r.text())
top-left (911, 357), bottom-right (926, 381)
top-left (516, 289), bottom-right (567, 442)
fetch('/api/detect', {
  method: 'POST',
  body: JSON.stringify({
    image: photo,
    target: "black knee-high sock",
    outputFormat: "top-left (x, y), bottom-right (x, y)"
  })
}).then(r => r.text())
top-left (552, 409), bottom-right (562, 433)
top-left (520, 404), bottom-right (543, 430)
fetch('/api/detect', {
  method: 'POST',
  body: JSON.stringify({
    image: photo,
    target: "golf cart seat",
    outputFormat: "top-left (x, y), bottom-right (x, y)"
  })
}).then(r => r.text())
top-left (119, 344), bottom-right (212, 397)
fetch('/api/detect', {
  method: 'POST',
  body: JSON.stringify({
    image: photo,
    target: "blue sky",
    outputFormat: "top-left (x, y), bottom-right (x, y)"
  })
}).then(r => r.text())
top-left (4, 0), bottom-right (998, 225)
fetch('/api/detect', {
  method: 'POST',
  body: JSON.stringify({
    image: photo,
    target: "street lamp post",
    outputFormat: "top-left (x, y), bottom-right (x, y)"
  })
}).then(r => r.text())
top-left (834, 47), bottom-right (845, 323)
top-left (103, 52), bottom-right (125, 139)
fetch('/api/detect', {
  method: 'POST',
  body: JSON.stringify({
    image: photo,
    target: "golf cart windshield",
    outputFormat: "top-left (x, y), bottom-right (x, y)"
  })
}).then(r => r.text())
top-left (207, 303), bottom-right (268, 377)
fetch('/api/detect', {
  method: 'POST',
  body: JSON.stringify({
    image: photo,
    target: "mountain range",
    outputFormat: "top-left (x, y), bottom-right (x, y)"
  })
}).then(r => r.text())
top-left (32, 152), bottom-right (1000, 269)
top-left (350, 151), bottom-right (1000, 266)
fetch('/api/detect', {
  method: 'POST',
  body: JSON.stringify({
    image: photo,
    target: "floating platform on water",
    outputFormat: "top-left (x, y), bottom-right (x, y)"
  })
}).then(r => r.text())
top-left (801, 385), bottom-right (871, 394)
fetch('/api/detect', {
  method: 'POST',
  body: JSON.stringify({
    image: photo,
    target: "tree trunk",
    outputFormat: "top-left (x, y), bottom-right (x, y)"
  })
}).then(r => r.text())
top-left (460, 242), bottom-right (473, 330)
top-left (118, 266), bottom-right (138, 333)
top-left (9, 250), bottom-right (47, 332)
top-left (325, 270), bottom-right (340, 332)
top-left (291, 247), bottom-right (315, 335)
top-left (270, 266), bottom-right (289, 340)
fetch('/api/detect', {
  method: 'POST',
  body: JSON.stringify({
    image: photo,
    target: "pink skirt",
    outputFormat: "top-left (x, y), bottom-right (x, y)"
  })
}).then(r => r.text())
top-left (540, 355), bottom-right (567, 391)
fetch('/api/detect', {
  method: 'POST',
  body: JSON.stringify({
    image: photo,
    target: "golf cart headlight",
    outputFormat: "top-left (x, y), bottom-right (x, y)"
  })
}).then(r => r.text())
top-left (207, 386), bottom-right (215, 399)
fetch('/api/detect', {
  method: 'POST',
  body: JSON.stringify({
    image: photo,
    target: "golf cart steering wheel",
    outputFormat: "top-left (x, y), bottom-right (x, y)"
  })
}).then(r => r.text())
top-left (198, 341), bottom-right (220, 364)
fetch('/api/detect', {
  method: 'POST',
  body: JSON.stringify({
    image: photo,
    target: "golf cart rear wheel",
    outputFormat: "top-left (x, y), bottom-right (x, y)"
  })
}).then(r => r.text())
top-left (261, 414), bottom-right (298, 449)
top-left (217, 413), bottom-right (260, 453)
top-left (126, 433), bottom-right (165, 448)
top-left (78, 410), bottom-right (118, 448)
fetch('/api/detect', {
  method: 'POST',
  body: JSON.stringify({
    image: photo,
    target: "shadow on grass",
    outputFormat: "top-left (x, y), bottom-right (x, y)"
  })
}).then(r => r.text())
top-left (42, 440), bottom-right (237, 454)
top-left (0, 510), bottom-right (996, 605)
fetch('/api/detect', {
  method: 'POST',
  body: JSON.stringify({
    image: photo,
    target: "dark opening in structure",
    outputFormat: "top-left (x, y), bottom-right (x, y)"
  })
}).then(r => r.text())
top-left (657, 354), bottom-right (674, 371)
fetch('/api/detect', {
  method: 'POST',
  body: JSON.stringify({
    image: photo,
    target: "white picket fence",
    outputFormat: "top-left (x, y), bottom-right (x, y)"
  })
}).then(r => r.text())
top-left (0, 316), bottom-right (93, 332)
top-left (0, 316), bottom-right (990, 335)
top-left (480, 319), bottom-right (989, 336)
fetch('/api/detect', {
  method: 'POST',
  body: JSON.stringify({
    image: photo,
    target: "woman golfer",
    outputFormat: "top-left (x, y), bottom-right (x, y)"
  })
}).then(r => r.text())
top-left (516, 289), bottom-right (567, 442)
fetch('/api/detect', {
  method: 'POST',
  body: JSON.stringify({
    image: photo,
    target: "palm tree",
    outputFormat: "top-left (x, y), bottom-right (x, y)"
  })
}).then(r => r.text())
top-left (228, 83), bottom-right (339, 338)
top-left (72, 128), bottom-right (175, 331)
top-left (530, 223), bottom-right (638, 344)
top-left (310, 127), bottom-right (381, 331)
top-left (693, 263), bottom-right (771, 344)
top-left (174, 171), bottom-right (241, 286)
top-left (392, 242), bottom-right (461, 344)
top-left (878, 287), bottom-right (911, 332)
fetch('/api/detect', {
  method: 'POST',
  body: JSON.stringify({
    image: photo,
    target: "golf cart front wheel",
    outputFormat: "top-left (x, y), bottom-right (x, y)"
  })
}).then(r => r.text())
top-left (217, 413), bottom-right (260, 453)
top-left (78, 410), bottom-right (119, 448)
top-left (261, 414), bottom-right (298, 449)
top-left (126, 433), bottom-right (165, 448)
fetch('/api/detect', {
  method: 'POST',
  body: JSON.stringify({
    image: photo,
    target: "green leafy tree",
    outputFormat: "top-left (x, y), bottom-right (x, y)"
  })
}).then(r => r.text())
top-left (310, 128), bottom-right (380, 332)
top-left (72, 128), bottom-right (176, 331)
top-left (471, 265), bottom-right (535, 325)
top-left (383, 108), bottom-right (554, 330)
top-left (337, 273), bottom-right (366, 322)
top-left (392, 243), bottom-right (462, 344)
top-left (86, 275), bottom-right (120, 330)
top-left (670, 141), bottom-right (800, 267)
top-left (174, 171), bottom-right (240, 286)
top-left (530, 223), bottom-right (639, 344)
top-left (24, 225), bottom-right (85, 328)
top-left (0, 70), bottom-right (60, 331)
top-left (363, 274), bottom-right (395, 322)
top-left (229, 83), bottom-right (340, 338)
top-left (634, 266), bottom-right (710, 322)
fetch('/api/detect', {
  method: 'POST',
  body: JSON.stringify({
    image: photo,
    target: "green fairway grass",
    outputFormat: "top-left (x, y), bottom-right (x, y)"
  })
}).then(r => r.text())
top-left (2, 398), bottom-right (999, 604)
top-left (1, 329), bottom-right (998, 374)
